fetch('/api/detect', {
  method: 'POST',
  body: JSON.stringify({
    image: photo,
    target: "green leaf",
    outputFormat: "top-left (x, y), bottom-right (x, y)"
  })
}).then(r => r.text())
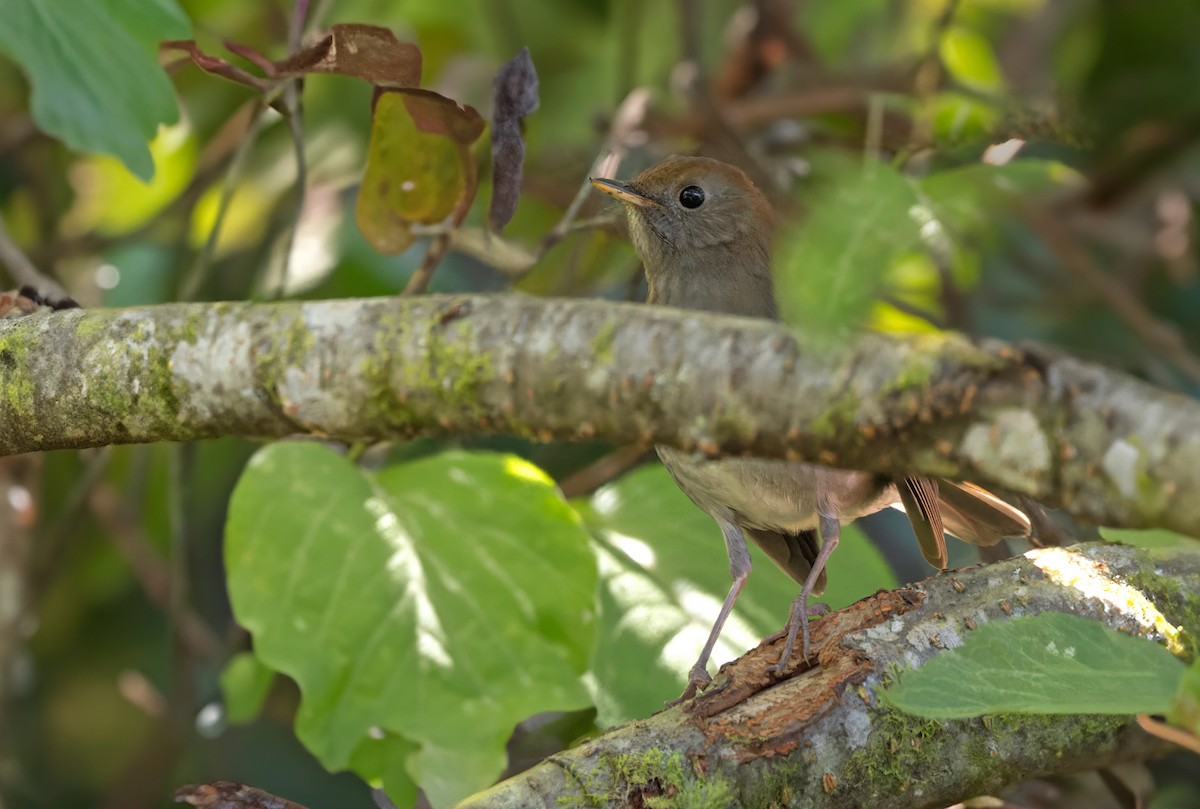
top-left (0, 0), bottom-right (191, 180)
top-left (939, 26), bottom-right (1004, 93)
top-left (919, 160), bottom-right (1082, 240)
top-left (356, 89), bottom-right (485, 253)
top-left (225, 444), bottom-right (596, 808)
top-left (220, 651), bottom-right (276, 723)
top-left (1170, 658), bottom-right (1200, 735)
top-left (885, 612), bottom-right (1186, 719)
top-left (775, 158), bottom-right (921, 339)
top-left (581, 464), bottom-right (897, 724)
top-left (1099, 527), bottom-right (1199, 549)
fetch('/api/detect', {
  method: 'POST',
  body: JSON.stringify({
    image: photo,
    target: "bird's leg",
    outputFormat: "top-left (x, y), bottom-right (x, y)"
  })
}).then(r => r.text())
top-left (672, 519), bottom-right (751, 704)
top-left (769, 512), bottom-right (840, 675)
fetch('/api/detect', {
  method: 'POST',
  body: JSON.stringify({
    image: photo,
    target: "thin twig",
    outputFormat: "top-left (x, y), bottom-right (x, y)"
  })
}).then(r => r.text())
top-left (179, 104), bottom-right (274, 300)
top-left (558, 445), bottom-right (651, 499)
top-left (403, 233), bottom-right (452, 295)
top-left (1025, 206), bottom-right (1200, 384)
top-left (88, 483), bottom-right (222, 660)
top-left (0, 214), bottom-right (68, 299)
top-left (271, 0), bottom-right (311, 300)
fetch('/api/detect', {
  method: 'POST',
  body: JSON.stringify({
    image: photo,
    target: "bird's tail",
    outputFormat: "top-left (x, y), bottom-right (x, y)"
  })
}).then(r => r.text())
top-left (898, 477), bottom-right (1033, 568)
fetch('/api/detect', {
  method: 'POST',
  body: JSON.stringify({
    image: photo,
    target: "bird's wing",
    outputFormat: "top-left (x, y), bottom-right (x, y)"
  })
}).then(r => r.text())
top-left (743, 526), bottom-right (826, 596)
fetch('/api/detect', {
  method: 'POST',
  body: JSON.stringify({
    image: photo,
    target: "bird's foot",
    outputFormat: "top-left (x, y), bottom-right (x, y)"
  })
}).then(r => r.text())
top-left (666, 664), bottom-right (712, 706)
top-left (766, 600), bottom-right (829, 675)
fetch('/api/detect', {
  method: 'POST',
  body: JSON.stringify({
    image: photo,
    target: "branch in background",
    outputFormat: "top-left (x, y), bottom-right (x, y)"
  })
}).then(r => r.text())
top-left (0, 295), bottom-right (1198, 536)
top-left (0, 215), bottom-right (70, 302)
top-left (458, 543), bottom-right (1189, 808)
top-left (1026, 206), bottom-right (1200, 385)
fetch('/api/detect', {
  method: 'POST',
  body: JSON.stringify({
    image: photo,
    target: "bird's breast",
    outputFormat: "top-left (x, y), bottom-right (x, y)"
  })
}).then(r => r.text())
top-left (657, 447), bottom-right (896, 533)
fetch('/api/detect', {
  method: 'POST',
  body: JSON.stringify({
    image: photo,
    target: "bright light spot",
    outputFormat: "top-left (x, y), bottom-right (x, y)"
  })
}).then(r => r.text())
top-left (401, 180), bottom-right (416, 192)
top-left (608, 531), bottom-right (657, 569)
top-left (504, 456), bottom-right (550, 486)
top-left (1027, 546), bottom-right (1185, 655)
top-left (6, 484), bottom-right (31, 512)
top-left (95, 263), bottom-right (121, 289)
top-left (367, 497), bottom-right (453, 669)
top-left (592, 485), bottom-right (620, 515)
top-left (195, 702), bottom-right (225, 739)
top-left (982, 138), bottom-right (1025, 166)
top-left (1102, 439), bottom-right (1140, 499)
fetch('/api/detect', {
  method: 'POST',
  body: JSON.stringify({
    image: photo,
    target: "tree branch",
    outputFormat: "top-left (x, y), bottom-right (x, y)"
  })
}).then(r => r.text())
top-left (459, 542), bottom-right (1193, 808)
top-left (1, 295), bottom-right (1198, 534)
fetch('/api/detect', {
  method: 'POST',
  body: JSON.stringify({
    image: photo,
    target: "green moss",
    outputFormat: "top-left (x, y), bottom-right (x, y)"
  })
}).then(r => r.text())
top-left (360, 305), bottom-right (494, 431)
top-left (589, 318), bottom-right (618, 365)
top-left (881, 351), bottom-right (937, 396)
top-left (0, 323), bottom-right (35, 419)
top-left (842, 702), bottom-right (948, 792)
top-left (254, 309), bottom-right (317, 410)
top-left (808, 388), bottom-right (862, 441)
top-left (552, 748), bottom-right (735, 808)
top-left (1126, 565), bottom-right (1200, 660)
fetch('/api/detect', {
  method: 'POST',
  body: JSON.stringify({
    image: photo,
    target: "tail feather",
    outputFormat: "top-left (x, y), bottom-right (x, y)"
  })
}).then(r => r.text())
top-left (937, 480), bottom-right (1031, 546)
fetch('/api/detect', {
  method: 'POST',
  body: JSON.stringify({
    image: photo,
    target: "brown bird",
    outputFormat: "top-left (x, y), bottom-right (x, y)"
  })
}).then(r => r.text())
top-left (591, 156), bottom-right (1031, 700)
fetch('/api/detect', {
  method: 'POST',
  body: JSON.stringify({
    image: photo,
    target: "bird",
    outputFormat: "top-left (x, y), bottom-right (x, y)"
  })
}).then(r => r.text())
top-left (590, 155), bottom-right (1031, 700)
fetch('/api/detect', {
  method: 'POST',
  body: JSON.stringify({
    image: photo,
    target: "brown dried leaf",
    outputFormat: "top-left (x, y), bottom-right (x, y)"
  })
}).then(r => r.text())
top-left (275, 24), bottom-right (421, 88)
top-left (160, 41), bottom-right (271, 92)
top-left (174, 781), bottom-right (311, 809)
top-left (489, 47), bottom-right (539, 231)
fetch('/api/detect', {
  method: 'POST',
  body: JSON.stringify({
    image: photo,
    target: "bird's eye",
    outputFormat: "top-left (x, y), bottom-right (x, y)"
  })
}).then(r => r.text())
top-left (679, 186), bottom-right (705, 209)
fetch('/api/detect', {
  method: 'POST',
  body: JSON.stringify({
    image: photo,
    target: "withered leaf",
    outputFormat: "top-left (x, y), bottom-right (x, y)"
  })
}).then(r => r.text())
top-left (274, 24), bottom-right (421, 88)
top-left (356, 89), bottom-right (484, 254)
top-left (174, 781), bottom-right (311, 809)
top-left (161, 40), bottom-right (271, 92)
top-left (488, 47), bottom-right (540, 232)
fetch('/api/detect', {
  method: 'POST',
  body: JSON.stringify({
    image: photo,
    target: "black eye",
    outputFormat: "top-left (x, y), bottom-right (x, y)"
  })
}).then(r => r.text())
top-left (679, 185), bottom-right (705, 209)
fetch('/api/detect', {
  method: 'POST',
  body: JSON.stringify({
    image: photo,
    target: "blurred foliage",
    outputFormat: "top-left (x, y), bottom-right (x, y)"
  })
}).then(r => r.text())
top-left (2, 0), bottom-right (1200, 807)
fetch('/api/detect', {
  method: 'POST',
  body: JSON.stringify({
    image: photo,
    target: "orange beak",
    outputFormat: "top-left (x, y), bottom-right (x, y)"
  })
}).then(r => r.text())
top-left (589, 177), bottom-right (661, 209)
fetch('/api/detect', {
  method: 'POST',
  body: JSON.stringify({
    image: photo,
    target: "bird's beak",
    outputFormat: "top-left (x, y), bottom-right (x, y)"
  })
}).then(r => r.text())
top-left (589, 177), bottom-right (661, 209)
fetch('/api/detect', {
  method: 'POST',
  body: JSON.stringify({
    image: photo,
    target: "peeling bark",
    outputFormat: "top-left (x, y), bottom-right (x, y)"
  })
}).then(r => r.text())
top-left (0, 295), bottom-right (1198, 534)
top-left (459, 543), bottom-right (1196, 808)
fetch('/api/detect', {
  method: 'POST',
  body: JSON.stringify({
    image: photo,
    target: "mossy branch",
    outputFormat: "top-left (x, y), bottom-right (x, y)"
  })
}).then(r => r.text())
top-left (459, 542), bottom-right (1196, 809)
top-left (1, 295), bottom-right (1199, 535)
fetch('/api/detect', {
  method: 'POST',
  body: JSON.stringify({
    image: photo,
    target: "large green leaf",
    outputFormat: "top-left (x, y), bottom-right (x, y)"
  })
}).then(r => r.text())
top-left (885, 612), bottom-right (1186, 719)
top-left (225, 444), bottom-right (596, 808)
top-left (0, 0), bottom-right (191, 180)
top-left (581, 464), bottom-right (897, 724)
top-left (775, 158), bottom-right (922, 339)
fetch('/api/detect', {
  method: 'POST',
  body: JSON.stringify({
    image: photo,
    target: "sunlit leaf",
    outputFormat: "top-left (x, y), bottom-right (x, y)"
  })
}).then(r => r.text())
top-left (225, 444), bottom-right (595, 808)
top-left (356, 89), bottom-right (485, 254)
top-left (939, 26), bottom-right (1004, 93)
top-left (580, 464), bottom-right (896, 724)
top-left (64, 122), bottom-right (197, 237)
top-left (885, 612), bottom-right (1186, 718)
top-left (489, 47), bottom-right (540, 231)
top-left (0, 0), bottom-right (191, 180)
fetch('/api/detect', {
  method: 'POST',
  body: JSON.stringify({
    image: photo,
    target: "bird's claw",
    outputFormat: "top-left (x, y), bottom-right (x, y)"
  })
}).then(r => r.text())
top-left (667, 664), bottom-right (712, 706)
